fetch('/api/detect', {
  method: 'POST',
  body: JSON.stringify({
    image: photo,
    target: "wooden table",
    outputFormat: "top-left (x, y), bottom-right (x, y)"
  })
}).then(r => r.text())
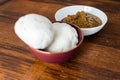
top-left (0, 0), bottom-right (120, 80)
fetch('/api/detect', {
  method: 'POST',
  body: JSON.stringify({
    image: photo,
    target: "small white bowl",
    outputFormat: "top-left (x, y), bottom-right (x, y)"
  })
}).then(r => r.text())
top-left (55, 5), bottom-right (108, 36)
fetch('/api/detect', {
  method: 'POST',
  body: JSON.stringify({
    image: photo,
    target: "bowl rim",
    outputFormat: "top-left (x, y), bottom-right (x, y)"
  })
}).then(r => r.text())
top-left (55, 5), bottom-right (108, 29)
top-left (29, 23), bottom-right (84, 55)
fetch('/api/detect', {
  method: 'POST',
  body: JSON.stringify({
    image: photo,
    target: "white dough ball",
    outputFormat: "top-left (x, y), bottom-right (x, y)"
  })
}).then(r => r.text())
top-left (47, 22), bottom-right (78, 52)
top-left (14, 14), bottom-right (54, 49)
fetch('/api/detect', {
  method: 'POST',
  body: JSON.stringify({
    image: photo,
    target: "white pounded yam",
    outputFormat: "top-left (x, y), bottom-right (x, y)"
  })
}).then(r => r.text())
top-left (14, 14), bottom-right (54, 49)
top-left (47, 22), bottom-right (78, 52)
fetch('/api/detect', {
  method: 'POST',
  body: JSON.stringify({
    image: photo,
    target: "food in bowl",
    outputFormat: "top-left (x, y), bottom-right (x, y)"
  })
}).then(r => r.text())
top-left (14, 13), bottom-right (84, 62)
top-left (14, 13), bottom-right (79, 52)
top-left (47, 22), bottom-right (78, 52)
top-left (14, 14), bottom-right (54, 49)
top-left (55, 5), bottom-right (108, 36)
top-left (29, 24), bottom-right (83, 63)
top-left (62, 11), bottom-right (102, 28)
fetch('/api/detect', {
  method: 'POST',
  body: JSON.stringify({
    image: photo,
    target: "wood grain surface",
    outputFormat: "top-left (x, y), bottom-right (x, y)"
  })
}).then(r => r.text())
top-left (0, 0), bottom-right (120, 80)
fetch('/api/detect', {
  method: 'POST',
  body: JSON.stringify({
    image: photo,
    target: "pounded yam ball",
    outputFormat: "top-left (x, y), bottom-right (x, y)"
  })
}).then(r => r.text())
top-left (47, 22), bottom-right (78, 52)
top-left (14, 14), bottom-right (54, 49)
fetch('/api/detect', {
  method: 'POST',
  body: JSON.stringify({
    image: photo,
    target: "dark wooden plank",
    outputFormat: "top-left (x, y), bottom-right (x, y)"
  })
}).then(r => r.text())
top-left (0, 0), bottom-right (9, 6)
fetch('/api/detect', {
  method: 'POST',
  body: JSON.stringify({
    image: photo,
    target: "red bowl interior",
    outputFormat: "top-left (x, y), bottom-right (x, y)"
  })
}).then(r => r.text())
top-left (29, 24), bottom-right (84, 63)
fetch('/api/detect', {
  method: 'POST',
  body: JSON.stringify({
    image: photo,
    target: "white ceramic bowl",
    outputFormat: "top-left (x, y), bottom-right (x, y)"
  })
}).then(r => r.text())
top-left (55, 5), bottom-right (108, 36)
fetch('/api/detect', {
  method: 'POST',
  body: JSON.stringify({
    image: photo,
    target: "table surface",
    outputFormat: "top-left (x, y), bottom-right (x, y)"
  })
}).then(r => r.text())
top-left (0, 0), bottom-right (120, 80)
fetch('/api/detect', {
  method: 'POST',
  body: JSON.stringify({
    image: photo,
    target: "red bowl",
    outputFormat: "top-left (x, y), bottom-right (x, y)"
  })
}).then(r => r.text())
top-left (28, 24), bottom-right (84, 63)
